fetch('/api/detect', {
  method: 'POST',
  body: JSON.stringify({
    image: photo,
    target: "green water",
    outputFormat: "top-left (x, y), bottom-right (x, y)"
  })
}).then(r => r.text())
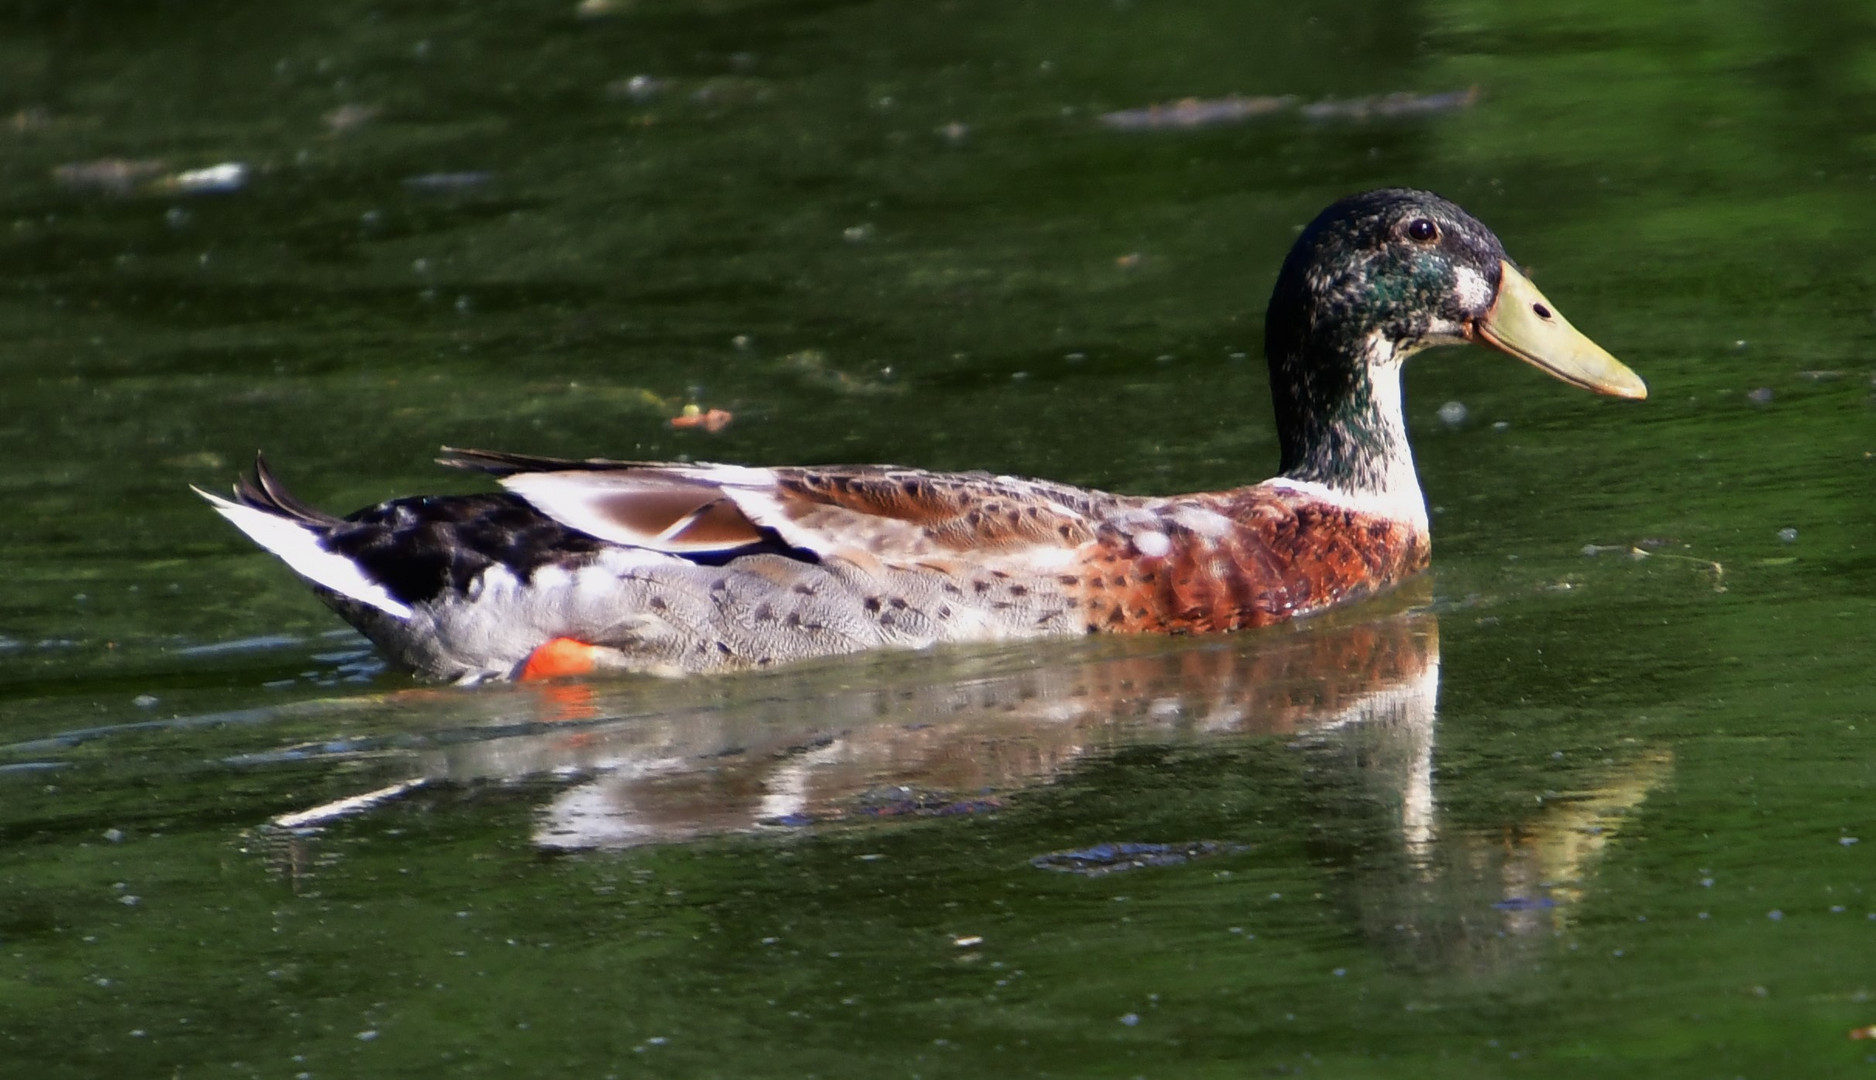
top-left (3, 0), bottom-right (1873, 1075)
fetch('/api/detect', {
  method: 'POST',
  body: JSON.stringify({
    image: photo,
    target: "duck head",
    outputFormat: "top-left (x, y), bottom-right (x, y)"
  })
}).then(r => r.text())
top-left (1264, 188), bottom-right (1645, 500)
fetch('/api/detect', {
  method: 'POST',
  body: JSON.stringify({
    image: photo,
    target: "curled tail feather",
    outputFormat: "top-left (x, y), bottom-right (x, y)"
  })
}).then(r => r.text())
top-left (194, 456), bottom-right (415, 619)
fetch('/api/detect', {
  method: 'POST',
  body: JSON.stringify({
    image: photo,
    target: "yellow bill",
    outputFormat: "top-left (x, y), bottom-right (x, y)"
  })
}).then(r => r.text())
top-left (1472, 261), bottom-right (1647, 400)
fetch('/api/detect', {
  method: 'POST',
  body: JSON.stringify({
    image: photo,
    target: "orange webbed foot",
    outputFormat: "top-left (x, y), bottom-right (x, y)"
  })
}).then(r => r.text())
top-left (520, 637), bottom-right (605, 682)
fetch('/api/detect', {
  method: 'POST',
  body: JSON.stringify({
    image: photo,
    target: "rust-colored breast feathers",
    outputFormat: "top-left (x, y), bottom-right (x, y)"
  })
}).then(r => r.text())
top-left (1068, 490), bottom-right (1428, 634)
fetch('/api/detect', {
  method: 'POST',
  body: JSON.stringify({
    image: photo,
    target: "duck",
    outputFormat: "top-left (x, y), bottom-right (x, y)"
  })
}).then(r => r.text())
top-left (198, 188), bottom-right (1645, 684)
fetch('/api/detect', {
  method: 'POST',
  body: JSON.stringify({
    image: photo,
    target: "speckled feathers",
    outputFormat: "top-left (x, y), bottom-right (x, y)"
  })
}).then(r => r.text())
top-left (201, 188), bottom-right (1637, 683)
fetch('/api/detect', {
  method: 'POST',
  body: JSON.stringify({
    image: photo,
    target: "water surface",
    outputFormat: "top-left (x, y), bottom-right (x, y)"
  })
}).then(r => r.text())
top-left (2, 1), bottom-right (1873, 1076)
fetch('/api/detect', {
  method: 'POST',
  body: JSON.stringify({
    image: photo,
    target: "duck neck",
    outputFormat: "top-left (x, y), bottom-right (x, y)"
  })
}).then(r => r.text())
top-left (1265, 324), bottom-right (1428, 532)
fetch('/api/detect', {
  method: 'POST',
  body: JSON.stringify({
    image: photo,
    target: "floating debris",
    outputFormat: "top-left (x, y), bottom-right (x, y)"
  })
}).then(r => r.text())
top-left (1100, 87), bottom-right (1478, 131)
top-left (668, 405), bottom-right (733, 432)
top-left (53, 158), bottom-right (166, 195)
top-left (154, 161), bottom-right (250, 195)
top-left (1030, 840), bottom-right (1247, 876)
top-left (1100, 94), bottom-right (1294, 130)
top-left (57, 159), bottom-right (250, 197)
top-left (272, 778), bottom-right (429, 830)
top-left (1300, 86), bottom-right (1480, 122)
top-left (1746, 387), bottom-right (1774, 405)
top-left (1437, 400), bottom-right (1468, 428)
top-left (1581, 543), bottom-right (1725, 591)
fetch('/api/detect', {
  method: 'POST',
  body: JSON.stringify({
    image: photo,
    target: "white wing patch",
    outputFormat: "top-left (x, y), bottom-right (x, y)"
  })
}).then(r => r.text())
top-left (194, 488), bottom-right (415, 619)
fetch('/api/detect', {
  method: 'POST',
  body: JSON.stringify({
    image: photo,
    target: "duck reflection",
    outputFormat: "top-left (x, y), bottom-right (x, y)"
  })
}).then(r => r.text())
top-left (1302, 704), bottom-right (1673, 969)
top-left (265, 587), bottom-right (1670, 954)
top-left (409, 594), bottom-right (1442, 851)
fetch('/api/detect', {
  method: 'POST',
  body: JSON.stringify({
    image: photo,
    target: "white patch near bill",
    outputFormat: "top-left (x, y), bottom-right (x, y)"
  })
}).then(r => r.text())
top-left (1453, 263), bottom-right (1493, 312)
top-left (195, 488), bottom-right (415, 619)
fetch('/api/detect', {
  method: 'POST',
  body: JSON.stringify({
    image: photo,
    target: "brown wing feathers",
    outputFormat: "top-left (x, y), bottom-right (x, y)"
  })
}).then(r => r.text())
top-left (773, 471), bottom-right (1097, 552)
top-left (448, 445), bottom-right (1098, 559)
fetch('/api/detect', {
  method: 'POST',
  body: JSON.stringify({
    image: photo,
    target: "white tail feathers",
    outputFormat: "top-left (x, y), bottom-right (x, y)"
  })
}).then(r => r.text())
top-left (194, 487), bottom-right (415, 619)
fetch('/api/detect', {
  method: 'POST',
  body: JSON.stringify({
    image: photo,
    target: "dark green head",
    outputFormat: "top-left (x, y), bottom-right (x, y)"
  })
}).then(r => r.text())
top-left (1263, 188), bottom-right (1644, 493)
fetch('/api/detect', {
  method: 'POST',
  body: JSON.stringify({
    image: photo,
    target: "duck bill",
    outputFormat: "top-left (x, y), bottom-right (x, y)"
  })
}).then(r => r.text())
top-left (1471, 261), bottom-right (1647, 400)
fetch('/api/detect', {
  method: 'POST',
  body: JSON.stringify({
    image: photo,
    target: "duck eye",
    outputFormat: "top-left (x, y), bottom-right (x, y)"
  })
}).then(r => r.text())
top-left (1405, 218), bottom-right (1440, 243)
